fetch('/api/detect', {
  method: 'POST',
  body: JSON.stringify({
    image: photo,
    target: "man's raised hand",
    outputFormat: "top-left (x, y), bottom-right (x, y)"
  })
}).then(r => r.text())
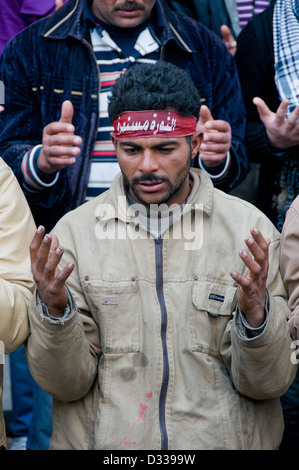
top-left (253, 97), bottom-right (299, 150)
top-left (37, 100), bottom-right (82, 174)
top-left (30, 226), bottom-right (75, 318)
top-left (220, 25), bottom-right (237, 56)
top-left (196, 105), bottom-right (232, 167)
top-left (230, 228), bottom-right (270, 328)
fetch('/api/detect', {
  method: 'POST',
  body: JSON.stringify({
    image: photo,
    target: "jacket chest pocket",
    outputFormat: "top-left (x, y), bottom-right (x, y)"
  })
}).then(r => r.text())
top-left (190, 280), bottom-right (237, 357)
top-left (82, 279), bottom-right (140, 354)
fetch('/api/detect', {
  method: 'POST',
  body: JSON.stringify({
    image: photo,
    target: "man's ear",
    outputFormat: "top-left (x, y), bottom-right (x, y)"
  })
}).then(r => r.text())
top-left (190, 132), bottom-right (202, 161)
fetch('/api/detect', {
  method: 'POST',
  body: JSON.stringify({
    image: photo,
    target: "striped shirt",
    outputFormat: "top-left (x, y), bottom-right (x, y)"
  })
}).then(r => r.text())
top-left (236, 0), bottom-right (270, 29)
top-left (87, 24), bottom-right (160, 200)
top-left (20, 4), bottom-right (161, 201)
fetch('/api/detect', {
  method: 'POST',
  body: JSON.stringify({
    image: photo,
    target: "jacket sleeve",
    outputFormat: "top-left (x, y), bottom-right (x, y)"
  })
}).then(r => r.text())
top-left (201, 28), bottom-right (249, 192)
top-left (221, 223), bottom-right (297, 400)
top-left (0, 34), bottom-right (62, 208)
top-left (0, 159), bottom-right (36, 353)
top-left (26, 219), bottom-right (101, 403)
top-left (280, 197), bottom-right (299, 340)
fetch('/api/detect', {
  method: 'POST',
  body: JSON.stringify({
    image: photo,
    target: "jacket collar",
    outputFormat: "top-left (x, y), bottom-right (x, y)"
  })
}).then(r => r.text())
top-left (156, 0), bottom-right (193, 52)
top-left (41, 0), bottom-right (86, 40)
top-left (96, 169), bottom-right (213, 225)
top-left (41, 0), bottom-right (194, 53)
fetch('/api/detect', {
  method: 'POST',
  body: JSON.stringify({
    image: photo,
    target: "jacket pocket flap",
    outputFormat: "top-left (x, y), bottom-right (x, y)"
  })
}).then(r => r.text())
top-left (192, 280), bottom-right (237, 316)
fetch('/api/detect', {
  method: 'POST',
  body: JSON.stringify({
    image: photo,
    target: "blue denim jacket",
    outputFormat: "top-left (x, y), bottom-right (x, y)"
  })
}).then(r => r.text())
top-left (0, 0), bottom-right (248, 230)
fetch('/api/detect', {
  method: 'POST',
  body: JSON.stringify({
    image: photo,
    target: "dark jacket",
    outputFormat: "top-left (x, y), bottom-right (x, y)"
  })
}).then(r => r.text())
top-left (164, 0), bottom-right (277, 38)
top-left (164, 0), bottom-right (240, 37)
top-left (0, 0), bottom-right (248, 230)
top-left (235, 3), bottom-right (299, 230)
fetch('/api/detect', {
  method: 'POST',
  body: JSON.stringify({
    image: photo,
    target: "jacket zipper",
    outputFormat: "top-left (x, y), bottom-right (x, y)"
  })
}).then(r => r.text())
top-left (154, 237), bottom-right (169, 450)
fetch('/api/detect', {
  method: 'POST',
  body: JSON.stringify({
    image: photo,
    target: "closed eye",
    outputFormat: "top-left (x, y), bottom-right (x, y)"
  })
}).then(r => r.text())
top-left (123, 147), bottom-right (140, 154)
top-left (157, 147), bottom-right (176, 154)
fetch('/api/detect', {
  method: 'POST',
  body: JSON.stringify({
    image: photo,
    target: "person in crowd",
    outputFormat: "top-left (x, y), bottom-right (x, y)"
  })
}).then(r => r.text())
top-left (164, 0), bottom-right (275, 206)
top-left (26, 61), bottom-right (296, 450)
top-left (281, 196), bottom-right (299, 342)
top-left (0, 0), bottom-right (69, 450)
top-left (280, 196), bottom-right (299, 449)
top-left (0, 0), bottom-right (68, 56)
top-left (164, 0), bottom-right (273, 55)
top-left (0, 0), bottom-right (248, 234)
top-left (0, 155), bottom-right (36, 450)
top-left (235, 0), bottom-right (299, 450)
top-left (235, 0), bottom-right (299, 232)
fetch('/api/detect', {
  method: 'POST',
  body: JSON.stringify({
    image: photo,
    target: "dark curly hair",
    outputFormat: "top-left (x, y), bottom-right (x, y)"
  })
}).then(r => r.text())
top-left (108, 61), bottom-right (201, 121)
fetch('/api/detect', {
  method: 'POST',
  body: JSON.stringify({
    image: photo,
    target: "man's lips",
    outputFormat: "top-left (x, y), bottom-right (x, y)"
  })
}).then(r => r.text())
top-left (117, 9), bottom-right (143, 16)
top-left (136, 181), bottom-right (166, 192)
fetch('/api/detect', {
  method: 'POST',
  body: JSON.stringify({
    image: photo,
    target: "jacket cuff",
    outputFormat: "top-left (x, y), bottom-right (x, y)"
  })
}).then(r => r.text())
top-left (235, 290), bottom-right (270, 339)
top-left (21, 145), bottom-right (59, 191)
top-left (198, 151), bottom-right (231, 182)
top-left (37, 285), bottom-right (74, 323)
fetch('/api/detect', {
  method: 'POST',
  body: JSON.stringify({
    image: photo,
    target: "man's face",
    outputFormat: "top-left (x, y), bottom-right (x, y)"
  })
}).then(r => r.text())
top-left (111, 135), bottom-right (201, 207)
top-left (92, 0), bottom-right (156, 28)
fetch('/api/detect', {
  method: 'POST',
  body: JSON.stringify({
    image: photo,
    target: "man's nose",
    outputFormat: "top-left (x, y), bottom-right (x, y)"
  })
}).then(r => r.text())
top-left (139, 151), bottom-right (159, 173)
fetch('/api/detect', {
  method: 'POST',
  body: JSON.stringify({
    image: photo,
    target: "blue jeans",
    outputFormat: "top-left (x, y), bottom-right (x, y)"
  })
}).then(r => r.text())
top-left (27, 383), bottom-right (52, 450)
top-left (8, 345), bottom-right (52, 449)
top-left (8, 345), bottom-right (34, 437)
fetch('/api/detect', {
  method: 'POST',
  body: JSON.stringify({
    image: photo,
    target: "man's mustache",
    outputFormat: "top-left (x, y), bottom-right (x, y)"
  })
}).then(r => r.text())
top-left (115, 2), bottom-right (145, 11)
top-left (133, 174), bottom-right (169, 184)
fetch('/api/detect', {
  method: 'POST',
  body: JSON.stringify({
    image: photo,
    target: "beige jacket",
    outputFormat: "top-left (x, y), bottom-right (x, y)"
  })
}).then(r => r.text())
top-left (0, 159), bottom-right (36, 449)
top-left (280, 196), bottom-right (299, 340)
top-left (27, 170), bottom-right (296, 450)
